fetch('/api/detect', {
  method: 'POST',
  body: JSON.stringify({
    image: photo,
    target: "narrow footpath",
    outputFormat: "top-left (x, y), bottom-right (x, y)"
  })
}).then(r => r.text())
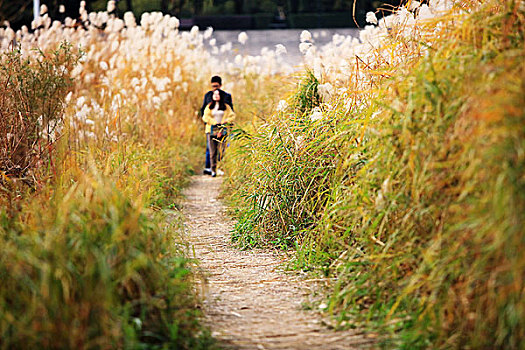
top-left (183, 176), bottom-right (372, 350)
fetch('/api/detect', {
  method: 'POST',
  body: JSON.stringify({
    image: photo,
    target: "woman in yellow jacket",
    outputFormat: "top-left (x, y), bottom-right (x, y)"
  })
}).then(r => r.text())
top-left (202, 89), bottom-right (235, 177)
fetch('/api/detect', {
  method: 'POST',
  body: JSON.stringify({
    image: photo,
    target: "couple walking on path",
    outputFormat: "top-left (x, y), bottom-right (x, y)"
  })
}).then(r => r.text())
top-left (201, 76), bottom-right (235, 177)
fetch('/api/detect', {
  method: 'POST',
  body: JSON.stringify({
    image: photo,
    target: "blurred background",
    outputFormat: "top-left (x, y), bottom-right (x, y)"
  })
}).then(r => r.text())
top-left (3, 0), bottom-right (404, 31)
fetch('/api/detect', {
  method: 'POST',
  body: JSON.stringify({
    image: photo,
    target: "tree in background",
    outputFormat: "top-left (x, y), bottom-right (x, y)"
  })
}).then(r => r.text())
top-left (3, 0), bottom-right (398, 29)
top-left (125, 0), bottom-right (133, 12)
top-left (161, 0), bottom-right (180, 14)
top-left (0, 0), bottom-right (83, 28)
top-left (0, 0), bottom-right (33, 29)
top-left (54, 0), bottom-right (82, 19)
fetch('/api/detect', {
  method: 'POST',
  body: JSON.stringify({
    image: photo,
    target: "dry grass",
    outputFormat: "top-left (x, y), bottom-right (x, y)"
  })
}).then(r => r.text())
top-left (224, 1), bottom-right (525, 348)
top-left (0, 43), bottom-right (79, 190)
top-left (0, 40), bottom-right (215, 348)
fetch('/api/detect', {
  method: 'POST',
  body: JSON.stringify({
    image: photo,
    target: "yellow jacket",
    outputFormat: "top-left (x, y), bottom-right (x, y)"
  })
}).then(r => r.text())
top-left (202, 104), bottom-right (235, 134)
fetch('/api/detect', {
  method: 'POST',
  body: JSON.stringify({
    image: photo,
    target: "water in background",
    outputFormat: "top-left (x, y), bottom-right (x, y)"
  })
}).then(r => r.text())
top-left (207, 28), bottom-right (360, 69)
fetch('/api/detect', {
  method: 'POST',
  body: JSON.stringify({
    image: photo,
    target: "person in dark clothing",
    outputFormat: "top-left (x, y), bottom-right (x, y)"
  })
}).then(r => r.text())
top-left (200, 76), bottom-right (233, 175)
top-left (202, 90), bottom-right (236, 177)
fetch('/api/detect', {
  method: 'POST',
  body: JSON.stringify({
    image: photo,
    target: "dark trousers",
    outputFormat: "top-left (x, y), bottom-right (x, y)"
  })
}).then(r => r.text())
top-left (207, 133), bottom-right (226, 172)
top-left (205, 135), bottom-right (211, 169)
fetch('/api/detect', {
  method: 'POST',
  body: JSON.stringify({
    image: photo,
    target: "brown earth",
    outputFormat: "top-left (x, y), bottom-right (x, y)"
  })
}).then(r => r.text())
top-left (183, 175), bottom-right (373, 350)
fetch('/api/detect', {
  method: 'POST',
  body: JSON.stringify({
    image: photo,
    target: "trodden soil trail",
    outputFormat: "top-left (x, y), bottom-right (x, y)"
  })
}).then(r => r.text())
top-left (183, 175), bottom-right (373, 350)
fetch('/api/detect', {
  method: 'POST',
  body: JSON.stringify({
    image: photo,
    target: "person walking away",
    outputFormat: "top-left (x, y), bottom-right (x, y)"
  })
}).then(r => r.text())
top-left (201, 76), bottom-right (233, 175)
top-left (202, 90), bottom-right (235, 177)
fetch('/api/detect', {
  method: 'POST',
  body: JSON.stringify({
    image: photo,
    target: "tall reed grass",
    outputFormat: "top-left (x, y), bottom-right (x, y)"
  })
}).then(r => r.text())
top-left (0, 37), bottom-right (214, 350)
top-left (1, 2), bottom-right (296, 344)
top-left (0, 43), bottom-right (80, 195)
top-left (225, 1), bottom-right (524, 348)
top-left (0, 170), bottom-right (212, 349)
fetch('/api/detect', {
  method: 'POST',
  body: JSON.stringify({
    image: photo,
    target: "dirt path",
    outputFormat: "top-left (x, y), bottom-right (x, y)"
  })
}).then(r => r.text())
top-left (183, 175), bottom-right (372, 350)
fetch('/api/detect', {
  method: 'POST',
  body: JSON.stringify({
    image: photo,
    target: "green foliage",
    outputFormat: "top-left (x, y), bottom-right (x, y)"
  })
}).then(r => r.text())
top-left (225, 1), bottom-right (525, 348)
top-left (293, 71), bottom-right (321, 115)
top-left (0, 171), bottom-right (213, 349)
top-left (97, 141), bottom-right (195, 209)
top-left (16, 0), bottom-right (379, 25)
top-left (227, 72), bottom-right (341, 249)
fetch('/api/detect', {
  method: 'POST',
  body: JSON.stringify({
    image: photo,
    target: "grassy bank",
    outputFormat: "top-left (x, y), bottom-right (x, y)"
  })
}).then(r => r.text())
top-left (224, 1), bottom-right (524, 348)
top-left (0, 42), bottom-right (212, 349)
